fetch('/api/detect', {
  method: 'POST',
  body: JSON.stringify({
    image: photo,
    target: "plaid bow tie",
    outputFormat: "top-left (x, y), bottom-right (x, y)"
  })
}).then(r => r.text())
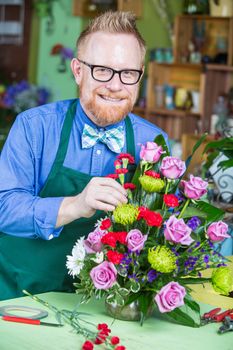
top-left (81, 124), bottom-right (124, 153)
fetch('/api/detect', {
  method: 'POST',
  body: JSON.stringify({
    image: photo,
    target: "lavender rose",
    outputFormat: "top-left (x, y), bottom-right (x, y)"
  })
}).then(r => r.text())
top-left (160, 156), bottom-right (186, 179)
top-left (164, 215), bottom-right (194, 245)
top-left (140, 142), bottom-right (163, 163)
top-left (83, 228), bottom-right (106, 253)
top-left (181, 175), bottom-right (208, 200)
top-left (207, 221), bottom-right (230, 242)
top-left (126, 229), bottom-right (147, 252)
top-left (155, 281), bottom-right (186, 313)
top-left (90, 261), bottom-right (117, 290)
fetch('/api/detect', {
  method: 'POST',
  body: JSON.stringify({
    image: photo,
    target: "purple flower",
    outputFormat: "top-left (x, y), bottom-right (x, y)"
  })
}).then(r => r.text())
top-left (164, 215), bottom-right (194, 246)
top-left (155, 281), bottom-right (186, 313)
top-left (181, 175), bottom-right (208, 199)
top-left (126, 229), bottom-right (147, 252)
top-left (140, 142), bottom-right (164, 163)
top-left (206, 221), bottom-right (230, 242)
top-left (90, 261), bottom-right (117, 290)
top-left (83, 228), bottom-right (106, 253)
top-left (187, 216), bottom-right (201, 231)
top-left (160, 156), bottom-right (186, 179)
top-left (147, 270), bottom-right (159, 283)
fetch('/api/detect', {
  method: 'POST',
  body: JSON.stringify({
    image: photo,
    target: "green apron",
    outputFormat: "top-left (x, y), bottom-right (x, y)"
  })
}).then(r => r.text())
top-left (0, 100), bottom-right (136, 300)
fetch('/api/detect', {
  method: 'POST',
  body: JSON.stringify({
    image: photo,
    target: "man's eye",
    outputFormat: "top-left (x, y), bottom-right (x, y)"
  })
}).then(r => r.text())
top-left (95, 67), bottom-right (112, 75)
top-left (122, 70), bottom-right (135, 78)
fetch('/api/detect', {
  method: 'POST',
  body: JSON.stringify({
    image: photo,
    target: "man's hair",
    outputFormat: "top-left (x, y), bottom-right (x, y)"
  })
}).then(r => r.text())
top-left (76, 11), bottom-right (146, 63)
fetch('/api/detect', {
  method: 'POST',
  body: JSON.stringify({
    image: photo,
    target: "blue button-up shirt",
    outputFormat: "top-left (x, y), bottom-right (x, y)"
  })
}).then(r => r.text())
top-left (0, 99), bottom-right (168, 240)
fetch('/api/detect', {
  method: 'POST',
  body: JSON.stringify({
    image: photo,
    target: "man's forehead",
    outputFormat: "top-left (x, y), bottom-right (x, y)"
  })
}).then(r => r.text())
top-left (82, 32), bottom-right (142, 66)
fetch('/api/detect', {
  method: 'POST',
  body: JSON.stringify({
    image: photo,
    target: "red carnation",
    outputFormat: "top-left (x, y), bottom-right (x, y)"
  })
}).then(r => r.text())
top-left (144, 170), bottom-right (160, 178)
top-left (137, 206), bottom-right (148, 220)
top-left (139, 208), bottom-right (163, 227)
top-left (114, 160), bottom-right (122, 168)
top-left (105, 173), bottom-right (118, 179)
top-left (117, 153), bottom-right (135, 164)
top-left (115, 168), bottom-right (128, 174)
top-left (101, 232), bottom-right (117, 248)
top-left (111, 336), bottom-right (120, 345)
top-left (82, 340), bottom-right (94, 350)
top-left (115, 346), bottom-right (126, 350)
top-left (116, 231), bottom-right (128, 244)
top-left (123, 183), bottom-right (136, 190)
top-left (107, 250), bottom-right (124, 264)
top-left (163, 194), bottom-right (179, 208)
top-left (100, 218), bottom-right (112, 230)
top-left (145, 211), bottom-right (163, 227)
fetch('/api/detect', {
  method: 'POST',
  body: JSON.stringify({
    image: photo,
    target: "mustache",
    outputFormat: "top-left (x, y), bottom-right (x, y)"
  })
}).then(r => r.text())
top-left (94, 88), bottom-right (129, 100)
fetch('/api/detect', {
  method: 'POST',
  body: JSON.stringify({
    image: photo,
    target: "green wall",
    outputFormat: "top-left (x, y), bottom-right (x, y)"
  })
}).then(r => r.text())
top-left (36, 0), bottom-right (184, 102)
top-left (37, 0), bottom-right (82, 101)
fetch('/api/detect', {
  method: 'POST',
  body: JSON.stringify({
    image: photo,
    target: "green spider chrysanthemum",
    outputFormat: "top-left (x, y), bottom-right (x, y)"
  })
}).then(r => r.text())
top-left (148, 245), bottom-right (177, 273)
top-left (211, 267), bottom-right (233, 296)
top-left (113, 203), bottom-right (139, 225)
top-left (139, 175), bottom-right (165, 193)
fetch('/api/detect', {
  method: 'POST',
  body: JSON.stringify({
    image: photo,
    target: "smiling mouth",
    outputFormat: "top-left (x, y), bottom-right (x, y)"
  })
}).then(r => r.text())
top-left (99, 95), bottom-right (124, 103)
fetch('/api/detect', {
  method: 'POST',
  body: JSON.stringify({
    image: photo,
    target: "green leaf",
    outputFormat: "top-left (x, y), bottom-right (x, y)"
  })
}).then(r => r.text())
top-left (138, 293), bottom-right (154, 325)
top-left (218, 158), bottom-right (233, 170)
top-left (180, 206), bottom-right (207, 219)
top-left (118, 288), bottom-right (130, 297)
top-left (179, 277), bottom-right (211, 285)
top-left (130, 279), bottom-right (141, 293)
top-left (184, 295), bottom-right (200, 314)
top-left (195, 200), bottom-right (225, 223)
top-left (185, 133), bottom-right (208, 171)
top-left (203, 137), bottom-right (233, 153)
top-left (164, 306), bottom-right (200, 328)
top-left (153, 134), bottom-right (170, 157)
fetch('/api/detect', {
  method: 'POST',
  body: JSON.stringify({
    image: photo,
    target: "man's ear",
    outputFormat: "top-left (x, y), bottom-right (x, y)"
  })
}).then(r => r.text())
top-left (70, 58), bottom-right (82, 85)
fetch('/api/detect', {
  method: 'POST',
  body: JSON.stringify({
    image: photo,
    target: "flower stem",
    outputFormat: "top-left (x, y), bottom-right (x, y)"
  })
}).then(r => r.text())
top-left (178, 199), bottom-right (190, 218)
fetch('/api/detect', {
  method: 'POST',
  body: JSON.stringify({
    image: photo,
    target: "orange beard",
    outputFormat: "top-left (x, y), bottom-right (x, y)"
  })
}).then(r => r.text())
top-left (80, 85), bottom-right (136, 126)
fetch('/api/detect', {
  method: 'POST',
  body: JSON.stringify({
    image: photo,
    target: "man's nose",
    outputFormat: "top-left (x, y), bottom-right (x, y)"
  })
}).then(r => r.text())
top-left (105, 72), bottom-right (123, 90)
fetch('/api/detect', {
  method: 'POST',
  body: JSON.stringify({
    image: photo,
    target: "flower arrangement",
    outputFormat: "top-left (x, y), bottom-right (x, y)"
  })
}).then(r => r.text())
top-left (1, 80), bottom-right (51, 115)
top-left (66, 135), bottom-right (232, 330)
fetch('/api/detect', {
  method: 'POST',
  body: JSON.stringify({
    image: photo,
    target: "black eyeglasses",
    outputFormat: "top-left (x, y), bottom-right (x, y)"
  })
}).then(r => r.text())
top-left (78, 59), bottom-right (143, 85)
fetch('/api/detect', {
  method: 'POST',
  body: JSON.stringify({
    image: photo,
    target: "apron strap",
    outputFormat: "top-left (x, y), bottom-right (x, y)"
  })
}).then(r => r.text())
top-left (41, 100), bottom-right (77, 186)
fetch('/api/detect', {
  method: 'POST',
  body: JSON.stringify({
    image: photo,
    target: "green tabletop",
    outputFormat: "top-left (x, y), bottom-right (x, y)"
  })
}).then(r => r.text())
top-left (0, 292), bottom-right (232, 350)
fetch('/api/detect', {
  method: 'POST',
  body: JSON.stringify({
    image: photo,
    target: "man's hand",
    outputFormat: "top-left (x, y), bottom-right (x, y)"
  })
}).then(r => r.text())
top-left (56, 177), bottom-right (128, 228)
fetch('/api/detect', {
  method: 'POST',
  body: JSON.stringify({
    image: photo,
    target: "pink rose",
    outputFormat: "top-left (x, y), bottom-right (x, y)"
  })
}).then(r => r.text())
top-left (140, 142), bottom-right (163, 163)
top-left (126, 229), bottom-right (147, 252)
top-left (206, 221), bottom-right (230, 242)
top-left (90, 261), bottom-right (117, 290)
top-left (164, 215), bottom-right (194, 245)
top-left (155, 281), bottom-right (186, 313)
top-left (160, 156), bottom-right (186, 179)
top-left (84, 228), bottom-right (106, 253)
top-left (181, 175), bottom-right (208, 199)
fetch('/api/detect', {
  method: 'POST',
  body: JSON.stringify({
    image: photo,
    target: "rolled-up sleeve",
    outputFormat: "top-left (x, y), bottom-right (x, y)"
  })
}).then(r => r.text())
top-left (0, 112), bottom-right (64, 240)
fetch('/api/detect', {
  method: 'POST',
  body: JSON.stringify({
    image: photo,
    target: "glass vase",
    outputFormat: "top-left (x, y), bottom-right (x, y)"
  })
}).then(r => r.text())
top-left (105, 300), bottom-right (153, 322)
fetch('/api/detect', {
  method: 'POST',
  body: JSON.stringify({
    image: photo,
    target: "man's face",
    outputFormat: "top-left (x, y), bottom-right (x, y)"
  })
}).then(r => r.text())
top-left (71, 32), bottom-right (144, 126)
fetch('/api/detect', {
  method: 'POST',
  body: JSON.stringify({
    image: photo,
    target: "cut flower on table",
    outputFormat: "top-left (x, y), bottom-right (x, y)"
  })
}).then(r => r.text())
top-left (66, 135), bottom-right (232, 327)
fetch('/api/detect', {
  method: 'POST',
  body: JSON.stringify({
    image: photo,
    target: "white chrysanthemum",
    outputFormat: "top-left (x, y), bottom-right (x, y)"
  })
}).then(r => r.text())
top-left (91, 252), bottom-right (104, 264)
top-left (66, 236), bottom-right (86, 277)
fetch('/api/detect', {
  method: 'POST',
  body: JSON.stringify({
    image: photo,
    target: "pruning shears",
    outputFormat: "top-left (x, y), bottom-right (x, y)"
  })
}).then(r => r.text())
top-left (201, 307), bottom-right (233, 325)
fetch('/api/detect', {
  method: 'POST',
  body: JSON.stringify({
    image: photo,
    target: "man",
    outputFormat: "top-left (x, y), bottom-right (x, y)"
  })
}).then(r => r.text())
top-left (0, 11), bottom-right (168, 300)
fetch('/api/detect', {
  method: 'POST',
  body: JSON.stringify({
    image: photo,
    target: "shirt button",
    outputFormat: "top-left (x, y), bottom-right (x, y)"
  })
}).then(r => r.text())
top-left (96, 150), bottom-right (101, 155)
